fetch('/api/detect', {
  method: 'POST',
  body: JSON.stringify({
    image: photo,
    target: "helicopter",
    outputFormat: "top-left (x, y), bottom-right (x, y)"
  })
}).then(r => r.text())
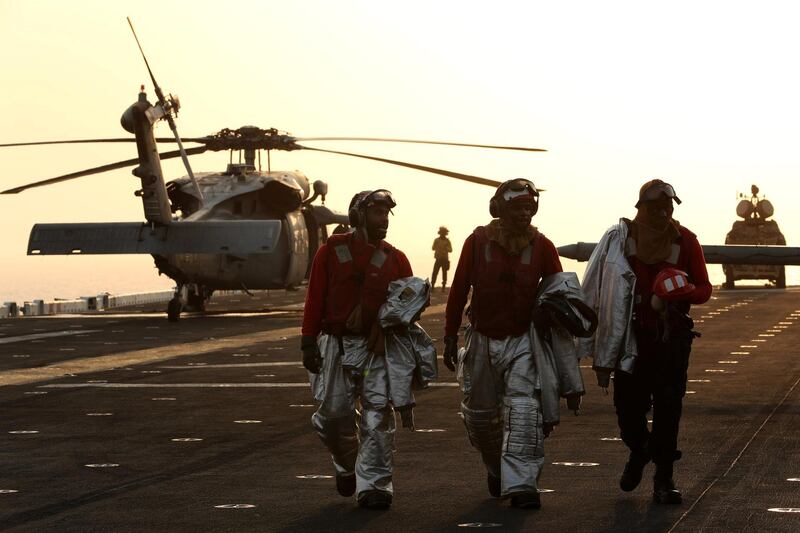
top-left (0, 21), bottom-right (545, 322)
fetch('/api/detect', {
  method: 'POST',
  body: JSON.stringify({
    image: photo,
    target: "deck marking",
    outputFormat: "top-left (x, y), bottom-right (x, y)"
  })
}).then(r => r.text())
top-left (0, 330), bottom-right (102, 345)
top-left (214, 504), bottom-right (256, 509)
top-left (39, 381), bottom-right (462, 389)
top-left (0, 325), bottom-right (301, 386)
top-left (667, 374), bottom-right (800, 532)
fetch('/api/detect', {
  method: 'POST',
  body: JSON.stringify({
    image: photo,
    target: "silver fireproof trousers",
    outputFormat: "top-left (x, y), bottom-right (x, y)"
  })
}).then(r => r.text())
top-left (458, 328), bottom-right (545, 496)
top-left (309, 334), bottom-right (395, 497)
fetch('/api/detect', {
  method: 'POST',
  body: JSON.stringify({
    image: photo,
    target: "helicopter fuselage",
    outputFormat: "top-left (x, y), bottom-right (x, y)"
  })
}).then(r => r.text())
top-left (156, 168), bottom-right (336, 290)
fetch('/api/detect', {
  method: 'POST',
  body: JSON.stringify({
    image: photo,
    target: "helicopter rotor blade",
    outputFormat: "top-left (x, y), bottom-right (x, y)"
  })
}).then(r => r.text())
top-left (0, 137), bottom-right (208, 148)
top-left (295, 137), bottom-right (546, 153)
top-left (297, 145), bottom-right (502, 187)
top-left (1, 146), bottom-right (208, 194)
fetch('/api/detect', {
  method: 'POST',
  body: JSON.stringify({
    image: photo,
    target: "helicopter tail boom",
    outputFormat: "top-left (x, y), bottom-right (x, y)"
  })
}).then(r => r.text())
top-left (27, 221), bottom-right (281, 256)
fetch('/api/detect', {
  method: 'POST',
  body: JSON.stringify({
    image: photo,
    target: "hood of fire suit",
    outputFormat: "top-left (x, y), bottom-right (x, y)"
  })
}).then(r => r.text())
top-left (484, 219), bottom-right (538, 256)
top-left (630, 212), bottom-right (682, 265)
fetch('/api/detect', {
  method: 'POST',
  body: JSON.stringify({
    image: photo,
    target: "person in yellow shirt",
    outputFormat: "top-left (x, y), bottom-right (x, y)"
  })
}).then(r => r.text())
top-left (431, 226), bottom-right (453, 292)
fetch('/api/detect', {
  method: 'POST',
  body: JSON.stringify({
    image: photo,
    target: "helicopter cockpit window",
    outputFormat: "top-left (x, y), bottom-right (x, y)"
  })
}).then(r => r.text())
top-left (258, 181), bottom-right (303, 214)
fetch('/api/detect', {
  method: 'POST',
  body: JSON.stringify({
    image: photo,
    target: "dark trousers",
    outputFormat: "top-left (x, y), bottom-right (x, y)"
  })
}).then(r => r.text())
top-left (613, 329), bottom-right (692, 467)
top-left (432, 258), bottom-right (449, 287)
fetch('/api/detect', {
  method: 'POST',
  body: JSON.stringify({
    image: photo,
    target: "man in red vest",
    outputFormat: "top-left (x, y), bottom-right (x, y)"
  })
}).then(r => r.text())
top-left (443, 179), bottom-right (562, 509)
top-left (586, 179), bottom-right (711, 504)
top-left (301, 189), bottom-right (412, 510)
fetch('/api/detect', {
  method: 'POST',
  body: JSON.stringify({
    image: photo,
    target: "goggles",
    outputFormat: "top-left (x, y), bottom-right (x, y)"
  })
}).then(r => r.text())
top-left (501, 179), bottom-right (539, 203)
top-left (360, 189), bottom-right (396, 210)
top-left (636, 181), bottom-right (681, 208)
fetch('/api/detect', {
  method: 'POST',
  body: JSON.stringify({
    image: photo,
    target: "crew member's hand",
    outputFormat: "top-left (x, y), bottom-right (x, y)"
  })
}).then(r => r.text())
top-left (443, 335), bottom-right (459, 372)
top-left (301, 335), bottom-right (321, 374)
top-left (543, 422), bottom-right (555, 438)
top-left (650, 294), bottom-right (665, 312)
top-left (566, 395), bottom-right (582, 414)
top-left (595, 368), bottom-right (612, 388)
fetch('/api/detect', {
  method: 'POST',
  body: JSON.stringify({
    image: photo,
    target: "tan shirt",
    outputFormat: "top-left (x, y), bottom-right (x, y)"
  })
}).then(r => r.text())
top-left (432, 237), bottom-right (452, 259)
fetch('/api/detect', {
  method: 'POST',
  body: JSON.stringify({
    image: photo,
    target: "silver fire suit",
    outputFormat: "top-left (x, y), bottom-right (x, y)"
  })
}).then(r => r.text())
top-left (308, 276), bottom-right (437, 497)
top-left (577, 220), bottom-right (638, 373)
top-left (457, 272), bottom-right (591, 496)
top-left (530, 272), bottom-right (589, 425)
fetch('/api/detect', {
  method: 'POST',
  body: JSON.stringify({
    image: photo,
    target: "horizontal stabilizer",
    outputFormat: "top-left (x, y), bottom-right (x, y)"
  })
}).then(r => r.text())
top-left (558, 242), bottom-right (800, 265)
top-left (28, 221), bottom-right (281, 255)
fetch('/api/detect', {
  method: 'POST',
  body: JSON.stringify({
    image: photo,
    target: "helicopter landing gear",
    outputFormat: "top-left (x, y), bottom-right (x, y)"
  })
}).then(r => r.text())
top-left (167, 285), bottom-right (188, 322)
top-left (167, 297), bottom-right (183, 322)
top-left (776, 266), bottom-right (786, 289)
top-left (724, 270), bottom-right (735, 290)
top-left (186, 284), bottom-right (211, 312)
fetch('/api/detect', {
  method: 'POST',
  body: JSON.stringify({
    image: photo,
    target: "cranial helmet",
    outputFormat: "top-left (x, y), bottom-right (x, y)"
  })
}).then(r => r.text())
top-left (636, 179), bottom-right (682, 208)
top-left (652, 268), bottom-right (695, 301)
top-left (347, 189), bottom-right (396, 227)
top-left (489, 178), bottom-right (539, 218)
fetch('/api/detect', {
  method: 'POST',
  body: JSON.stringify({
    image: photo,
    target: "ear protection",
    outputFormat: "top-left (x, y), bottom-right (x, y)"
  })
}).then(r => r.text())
top-left (348, 191), bottom-right (369, 227)
top-left (489, 179), bottom-right (539, 218)
top-left (347, 189), bottom-right (394, 227)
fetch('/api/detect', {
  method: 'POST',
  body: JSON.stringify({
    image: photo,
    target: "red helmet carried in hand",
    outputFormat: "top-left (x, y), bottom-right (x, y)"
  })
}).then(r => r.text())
top-left (653, 268), bottom-right (695, 301)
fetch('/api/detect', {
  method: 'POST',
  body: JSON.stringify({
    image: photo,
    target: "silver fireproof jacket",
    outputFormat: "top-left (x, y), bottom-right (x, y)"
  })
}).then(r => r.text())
top-left (379, 277), bottom-right (438, 428)
top-left (576, 220), bottom-right (638, 374)
top-left (529, 272), bottom-right (589, 425)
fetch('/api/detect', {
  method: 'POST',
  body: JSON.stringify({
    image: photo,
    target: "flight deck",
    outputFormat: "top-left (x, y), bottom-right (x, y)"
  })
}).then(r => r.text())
top-left (1, 287), bottom-right (798, 532)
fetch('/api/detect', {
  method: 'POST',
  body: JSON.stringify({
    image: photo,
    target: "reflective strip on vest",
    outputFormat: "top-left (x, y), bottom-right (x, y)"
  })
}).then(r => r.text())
top-left (667, 244), bottom-right (680, 264)
top-left (371, 248), bottom-right (387, 269)
top-left (520, 245), bottom-right (532, 265)
top-left (334, 245), bottom-right (353, 263)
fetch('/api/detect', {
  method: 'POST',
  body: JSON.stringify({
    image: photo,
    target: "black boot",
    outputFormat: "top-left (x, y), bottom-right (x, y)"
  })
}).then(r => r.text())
top-left (620, 450), bottom-right (650, 492)
top-left (487, 472), bottom-right (501, 498)
top-left (358, 490), bottom-right (393, 510)
top-left (653, 463), bottom-right (682, 505)
top-left (336, 472), bottom-right (356, 497)
top-left (510, 491), bottom-right (541, 509)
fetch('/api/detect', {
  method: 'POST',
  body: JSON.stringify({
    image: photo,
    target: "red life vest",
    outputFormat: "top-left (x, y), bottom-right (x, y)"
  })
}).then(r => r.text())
top-left (627, 225), bottom-right (699, 332)
top-left (470, 226), bottom-right (544, 339)
top-left (322, 233), bottom-right (397, 336)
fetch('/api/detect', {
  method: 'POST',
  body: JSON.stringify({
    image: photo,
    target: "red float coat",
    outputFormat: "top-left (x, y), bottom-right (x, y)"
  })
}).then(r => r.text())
top-left (628, 225), bottom-right (712, 336)
top-left (302, 232), bottom-right (413, 337)
top-left (445, 226), bottom-right (563, 340)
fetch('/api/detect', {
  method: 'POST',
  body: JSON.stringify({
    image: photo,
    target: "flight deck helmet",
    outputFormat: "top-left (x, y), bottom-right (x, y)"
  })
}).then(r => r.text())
top-left (635, 179), bottom-right (682, 208)
top-left (489, 178), bottom-right (539, 218)
top-left (653, 267), bottom-right (695, 301)
top-left (347, 189), bottom-right (396, 227)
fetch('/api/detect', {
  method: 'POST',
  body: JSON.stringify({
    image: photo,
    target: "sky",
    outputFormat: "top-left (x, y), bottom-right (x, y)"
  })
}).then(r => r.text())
top-left (2, 0), bottom-right (800, 303)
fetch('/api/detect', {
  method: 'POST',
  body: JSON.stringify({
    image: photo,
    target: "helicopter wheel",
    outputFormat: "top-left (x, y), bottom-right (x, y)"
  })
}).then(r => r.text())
top-left (724, 269), bottom-right (735, 290)
top-left (776, 267), bottom-right (786, 289)
top-left (167, 297), bottom-right (182, 322)
top-left (187, 290), bottom-right (206, 312)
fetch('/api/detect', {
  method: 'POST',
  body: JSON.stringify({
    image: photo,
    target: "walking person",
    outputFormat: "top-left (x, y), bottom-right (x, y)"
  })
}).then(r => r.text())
top-left (580, 179), bottom-right (711, 504)
top-left (301, 189), bottom-right (412, 510)
top-left (443, 178), bottom-right (563, 509)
